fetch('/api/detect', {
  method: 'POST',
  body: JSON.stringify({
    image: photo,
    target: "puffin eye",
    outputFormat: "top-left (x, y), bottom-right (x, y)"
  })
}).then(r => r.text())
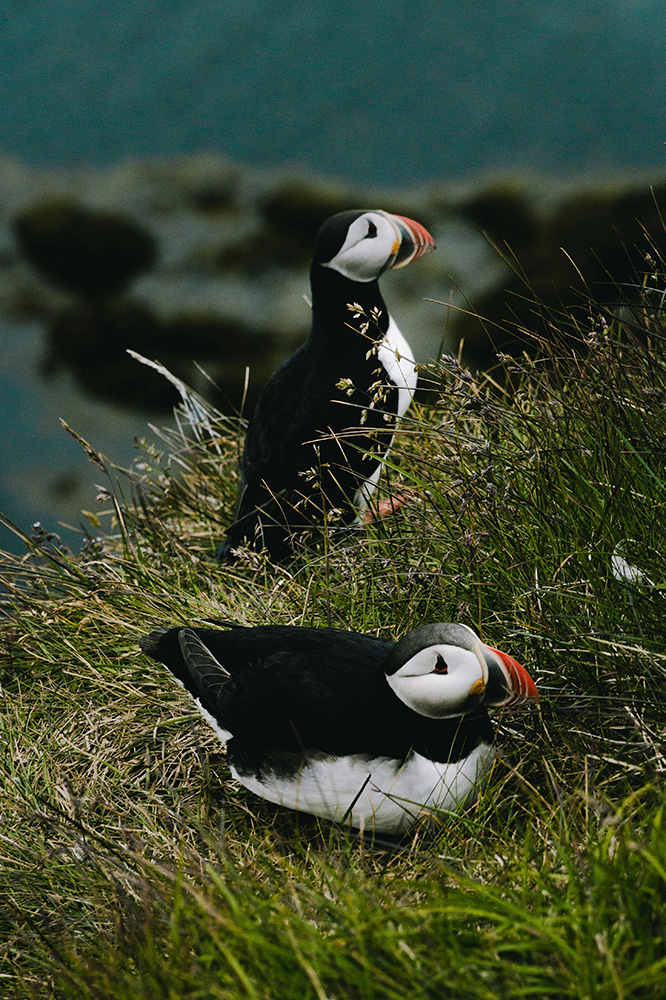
top-left (366, 220), bottom-right (378, 238)
top-left (433, 654), bottom-right (448, 674)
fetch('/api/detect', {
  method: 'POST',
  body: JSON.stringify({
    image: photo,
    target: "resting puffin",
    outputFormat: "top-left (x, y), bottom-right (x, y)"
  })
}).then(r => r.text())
top-left (217, 209), bottom-right (435, 561)
top-left (139, 621), bottom-right (539, 835)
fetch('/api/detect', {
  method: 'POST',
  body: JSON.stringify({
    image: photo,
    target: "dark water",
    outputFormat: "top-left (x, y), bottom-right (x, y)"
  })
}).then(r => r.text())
top-left (1, 0), bottom-right (665, 554)
top-left (2, 0), bottom-right (665, 182)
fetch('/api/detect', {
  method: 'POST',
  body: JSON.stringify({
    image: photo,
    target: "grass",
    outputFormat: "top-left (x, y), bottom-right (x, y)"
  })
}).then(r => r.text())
top-left (1, 253), bottom-right (666, 998)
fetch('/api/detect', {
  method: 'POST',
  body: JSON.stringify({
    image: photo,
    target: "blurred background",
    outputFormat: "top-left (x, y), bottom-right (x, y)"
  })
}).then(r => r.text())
top-left (1, 0), bottom-right (665, 552)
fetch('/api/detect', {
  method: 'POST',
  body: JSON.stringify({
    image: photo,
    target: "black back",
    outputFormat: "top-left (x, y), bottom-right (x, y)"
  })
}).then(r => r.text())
top-left (217, 250), bottom-right (402, 561)
top-left (140, 624), bottom-right (494, 764)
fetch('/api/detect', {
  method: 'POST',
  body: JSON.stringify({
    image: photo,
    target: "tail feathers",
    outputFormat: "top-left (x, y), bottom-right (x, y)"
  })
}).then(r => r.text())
top-left (217, 491), bottom-right (311, 563)
top-left (138, 627), bottom-right (171, 659)
top-left (215, 536), bottom-right (235, 561)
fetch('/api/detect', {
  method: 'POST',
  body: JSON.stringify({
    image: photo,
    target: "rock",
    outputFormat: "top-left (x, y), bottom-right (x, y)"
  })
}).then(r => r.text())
top-left (13, 199), bottom-right (157, 298)
top-left (452, 178), bottom-right (666, 360)
top-left (43, 300), bottom-right (280, 412)
top-left (459, 179), bottom-right (540, 251)
top-left (259, 175), bottom-right (366, 262)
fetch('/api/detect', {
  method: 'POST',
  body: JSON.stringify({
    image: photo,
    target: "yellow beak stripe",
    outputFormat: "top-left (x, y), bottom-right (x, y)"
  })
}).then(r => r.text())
top-left (469, 679), bottom-right (487, 696)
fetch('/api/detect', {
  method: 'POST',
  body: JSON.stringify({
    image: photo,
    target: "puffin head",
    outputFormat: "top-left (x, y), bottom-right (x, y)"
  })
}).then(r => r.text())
top-left (312, 209), bottom-right (435, 283)
top-left (382, 623), bottom-right (539, 720)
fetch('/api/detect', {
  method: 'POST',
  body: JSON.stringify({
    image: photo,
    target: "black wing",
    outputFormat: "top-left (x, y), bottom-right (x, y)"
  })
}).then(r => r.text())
top-left (140, 624), bottom-right (494, 761)
top-left (140, 624), bottom-right (393, 750)
top-left (219, 345), bottom-right (399, 558)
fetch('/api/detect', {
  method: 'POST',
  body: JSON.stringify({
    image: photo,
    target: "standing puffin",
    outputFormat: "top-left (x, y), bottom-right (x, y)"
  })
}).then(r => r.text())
top-left (217, 209), bottom-right (435, 561)
top-left (139, 621), bottom-right (539, 835)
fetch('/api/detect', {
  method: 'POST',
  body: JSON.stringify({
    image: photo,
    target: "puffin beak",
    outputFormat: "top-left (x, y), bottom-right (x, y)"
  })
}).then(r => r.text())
top-left (475, 642), bottom-right (540, 708)
top-left (381, 212), bottom-right (436, 269)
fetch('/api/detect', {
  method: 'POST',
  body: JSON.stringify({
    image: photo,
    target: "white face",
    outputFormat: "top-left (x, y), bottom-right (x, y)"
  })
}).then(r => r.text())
top-left (321, 211), bottom-right (401, 282)
top-left (386, 642), bottom-right (489, 720)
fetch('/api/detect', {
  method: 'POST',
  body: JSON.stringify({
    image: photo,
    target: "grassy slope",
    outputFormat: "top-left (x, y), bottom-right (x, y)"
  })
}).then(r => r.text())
top-left (1, 287), bottom-right (666, 998)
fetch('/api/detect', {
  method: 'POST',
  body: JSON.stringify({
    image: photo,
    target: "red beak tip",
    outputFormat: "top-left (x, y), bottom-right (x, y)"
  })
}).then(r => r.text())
top-left (392, 214), bottom-right (436, 256)
top-left (489, 646), bottom-right (540, 705)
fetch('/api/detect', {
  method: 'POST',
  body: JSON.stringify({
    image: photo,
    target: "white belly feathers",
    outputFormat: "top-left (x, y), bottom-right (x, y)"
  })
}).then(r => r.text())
top-left (232, 743), bottom-right (495, 836)
top-left (353, 315), bottom-right (417, 514)
top-left (377, 314), bottom-right (418, 418)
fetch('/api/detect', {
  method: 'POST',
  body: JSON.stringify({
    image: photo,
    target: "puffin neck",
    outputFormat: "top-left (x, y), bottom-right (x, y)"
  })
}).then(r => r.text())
top-left (373, 666), bottom-right (493, 760)
top-left (309, 264), bottom-right (390, 349)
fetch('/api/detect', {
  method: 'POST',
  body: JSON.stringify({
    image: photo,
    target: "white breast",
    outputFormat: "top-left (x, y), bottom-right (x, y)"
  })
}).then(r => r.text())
top-left (171, 673), bottom-right (233, 744)
top-left (173, 676), bottom-right (494, 835)
top-left (231, 743), bottom-right (495, 836)
top-left (353, 314), bottom-right (417, 515)
top-left (377, 314), bottom-right (418, 419)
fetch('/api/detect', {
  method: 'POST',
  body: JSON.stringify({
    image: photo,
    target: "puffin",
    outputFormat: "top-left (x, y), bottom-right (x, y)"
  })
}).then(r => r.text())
top-left (217, 208), bottom-right (435, 561)
top-left (139, 621), bottom-right (539, 835)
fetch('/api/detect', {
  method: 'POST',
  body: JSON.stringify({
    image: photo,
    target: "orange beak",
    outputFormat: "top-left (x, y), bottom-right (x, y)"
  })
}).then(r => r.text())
top-left (382, 211), bottom-right (436, 269)
top-left (481, 645), bottom-right (540, 708)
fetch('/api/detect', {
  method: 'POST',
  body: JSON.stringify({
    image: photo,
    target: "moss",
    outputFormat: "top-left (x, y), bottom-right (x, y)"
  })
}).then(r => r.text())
top-left (13, 199), bottom-right (157, 299)
top-left (43, 301), bottom-right (279, 411)
top-left (453, 181), bottom-right (666, 360)
top-left (259, 176), bottom-right (366, 258)
top-left (459, 179), bottom-right (539, 248)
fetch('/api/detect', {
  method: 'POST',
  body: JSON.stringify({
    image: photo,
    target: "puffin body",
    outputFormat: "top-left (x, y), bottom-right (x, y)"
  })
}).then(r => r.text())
top-left (217, 209), bottom-right (435, 561)
top-left (139, 622), bottom-right (539, 835)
